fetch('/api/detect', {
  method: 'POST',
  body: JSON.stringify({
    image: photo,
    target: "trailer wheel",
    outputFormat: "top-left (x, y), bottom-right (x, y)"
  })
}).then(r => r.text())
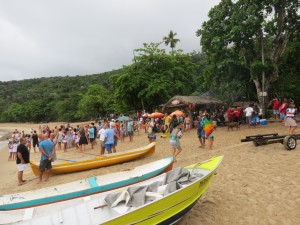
top-left (283, 136), bottom-right (297, 150)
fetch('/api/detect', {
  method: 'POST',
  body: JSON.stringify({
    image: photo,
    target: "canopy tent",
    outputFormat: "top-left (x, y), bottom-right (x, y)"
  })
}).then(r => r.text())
top-left (170, 110), bottom-right (185, 117)
top-left (162, 95), bottom-right (224, 113)
top-left (149, 112), bottom-right (164, 118)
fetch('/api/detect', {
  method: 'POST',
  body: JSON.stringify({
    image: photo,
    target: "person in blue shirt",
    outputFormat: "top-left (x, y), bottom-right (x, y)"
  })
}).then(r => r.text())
top-left (104, 126), bottom-right (116, 154)
top-left (88, 125), bottom-right (95, 149)
top-left (197, 115), bottom-right (205, 148)
top-left (38, 134), bottom-right (55, 184)
top-left (127, 119), bottom-right (134, 142)
top-left (169, 122), bottom-right (184, 162)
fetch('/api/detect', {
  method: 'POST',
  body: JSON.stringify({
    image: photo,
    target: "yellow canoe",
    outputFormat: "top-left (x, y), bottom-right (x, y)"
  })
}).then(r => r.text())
top-left (30, 143), bottom-right (156, 176)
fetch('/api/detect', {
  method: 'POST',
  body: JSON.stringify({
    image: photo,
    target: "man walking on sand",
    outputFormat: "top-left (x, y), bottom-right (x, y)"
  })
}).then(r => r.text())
top-left (16, 137), bottom-right (30, 186)
top-left (38, 134), bottom-right (55, 184)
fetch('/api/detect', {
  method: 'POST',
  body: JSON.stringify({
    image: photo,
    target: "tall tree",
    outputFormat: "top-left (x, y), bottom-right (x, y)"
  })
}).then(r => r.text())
top-left (76, 84), bottom-right (112, 120)
top-left (163, 30), bottom-right (180, 51)
top-left (112, 43), bottom-right (197, 111)
top-left (197, 0), bottom-right (299, 108)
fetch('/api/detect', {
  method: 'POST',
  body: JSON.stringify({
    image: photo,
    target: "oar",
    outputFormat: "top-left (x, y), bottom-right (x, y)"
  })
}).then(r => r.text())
top-left (57, 158), bottom-right (77, 162)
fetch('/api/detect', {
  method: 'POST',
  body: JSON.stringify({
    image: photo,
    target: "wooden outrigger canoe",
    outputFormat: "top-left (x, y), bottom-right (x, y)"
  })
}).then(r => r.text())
top-left (0, 157), bottom-right (173, 211)
top-left (30, 143), bottom-right (156, 176)
top-left (2, 156), bottom-right (223, 225)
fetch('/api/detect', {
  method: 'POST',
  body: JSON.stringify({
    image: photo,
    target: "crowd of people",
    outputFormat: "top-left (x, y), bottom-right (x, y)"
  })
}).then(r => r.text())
top-left (8, 97), bottom-right (298, 186)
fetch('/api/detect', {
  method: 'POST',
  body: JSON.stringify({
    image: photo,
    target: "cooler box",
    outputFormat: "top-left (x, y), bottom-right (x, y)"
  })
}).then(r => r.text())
top-left (260, 119), bottom-right (267, 125)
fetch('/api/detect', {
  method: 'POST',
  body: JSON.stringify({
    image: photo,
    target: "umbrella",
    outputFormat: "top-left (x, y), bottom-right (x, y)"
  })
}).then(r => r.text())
top-left (117, 116), bottom-right (130, 121)
top-left (170, 110), bottom-right (185, 117)
top-left (149, 112), bottom-right (164, 118)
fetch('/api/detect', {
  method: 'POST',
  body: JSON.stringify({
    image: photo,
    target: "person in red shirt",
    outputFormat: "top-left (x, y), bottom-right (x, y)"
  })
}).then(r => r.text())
top-left (227, 107), bottom-right (233, 122)
top-left (279, 98), bottom-right (288, 121)
top-left (233, 107), bottom-right (241, 122)
top-left (272, 97), bottom-right (281, 120)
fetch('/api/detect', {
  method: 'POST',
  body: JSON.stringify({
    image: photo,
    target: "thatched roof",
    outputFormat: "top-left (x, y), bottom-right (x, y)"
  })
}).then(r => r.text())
top-left (162, 95), bottom-right (223, 111)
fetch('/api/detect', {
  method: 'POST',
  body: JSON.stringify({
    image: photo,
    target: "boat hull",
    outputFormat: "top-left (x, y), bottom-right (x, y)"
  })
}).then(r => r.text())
top-left (1, 156), bottom-right (223, 225)
top-left (104, 171), bottom-right (216, 224)
top-left (30, 143), bottom-right (156, 175)
top-left (0, 156), bottom-right (172, 211)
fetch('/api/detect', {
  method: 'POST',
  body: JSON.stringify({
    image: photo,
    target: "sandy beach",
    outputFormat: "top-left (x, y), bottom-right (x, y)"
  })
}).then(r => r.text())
top-left (0, 121), bottom-right (299, 225)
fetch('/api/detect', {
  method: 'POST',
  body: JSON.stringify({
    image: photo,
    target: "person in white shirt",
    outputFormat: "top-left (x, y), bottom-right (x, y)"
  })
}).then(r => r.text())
top-left (98, 123), bottom-right (107, 155)
top-left (283, 102), bottom-right (297, 134)
top-left (244, 105), bottom-right (254, 128)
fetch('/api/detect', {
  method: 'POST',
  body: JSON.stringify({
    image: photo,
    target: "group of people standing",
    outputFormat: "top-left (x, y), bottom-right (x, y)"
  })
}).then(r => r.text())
top-left (11, 121), bottom-right (123, 186)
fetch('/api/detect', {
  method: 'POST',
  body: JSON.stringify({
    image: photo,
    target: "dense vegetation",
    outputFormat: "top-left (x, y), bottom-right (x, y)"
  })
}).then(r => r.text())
top-left (0, 0), bottom-right (299, 122)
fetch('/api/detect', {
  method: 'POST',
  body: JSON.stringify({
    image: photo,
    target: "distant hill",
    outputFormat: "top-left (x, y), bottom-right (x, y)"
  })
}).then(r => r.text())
top-left (0, 69), bottom-right (123, 122)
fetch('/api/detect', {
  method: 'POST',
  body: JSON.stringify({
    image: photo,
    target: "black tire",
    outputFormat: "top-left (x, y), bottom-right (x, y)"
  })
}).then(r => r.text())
top-left (283, 136), bottom-right (297, 150)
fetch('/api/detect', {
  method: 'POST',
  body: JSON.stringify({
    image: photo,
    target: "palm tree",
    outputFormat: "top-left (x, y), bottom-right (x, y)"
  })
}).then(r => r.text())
top-left (163, 30), bottom-right (180, 51)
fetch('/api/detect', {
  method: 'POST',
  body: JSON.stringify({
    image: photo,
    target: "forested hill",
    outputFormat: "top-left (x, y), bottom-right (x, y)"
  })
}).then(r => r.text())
top-left (0, 69), bottom-right (122, 122)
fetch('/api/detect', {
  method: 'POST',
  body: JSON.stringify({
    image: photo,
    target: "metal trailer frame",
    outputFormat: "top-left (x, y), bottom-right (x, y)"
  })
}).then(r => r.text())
top-left (241, 133), bottom-right (300, 150)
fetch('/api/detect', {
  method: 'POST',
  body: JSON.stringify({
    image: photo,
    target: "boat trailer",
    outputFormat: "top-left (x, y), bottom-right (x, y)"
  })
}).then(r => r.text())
top-left (241, 133), bottom-right (300, 150)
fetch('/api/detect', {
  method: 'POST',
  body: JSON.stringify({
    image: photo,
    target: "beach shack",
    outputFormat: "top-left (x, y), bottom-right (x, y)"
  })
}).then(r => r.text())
top-left (162, 95), bottom-right (224, 114)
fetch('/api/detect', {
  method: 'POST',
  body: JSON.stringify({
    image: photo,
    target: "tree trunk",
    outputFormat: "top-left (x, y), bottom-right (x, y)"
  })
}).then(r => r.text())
top-left (252, 77), bottom-right (268, 114)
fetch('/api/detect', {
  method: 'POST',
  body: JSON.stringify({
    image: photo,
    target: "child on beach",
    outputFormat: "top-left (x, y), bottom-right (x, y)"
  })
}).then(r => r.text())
top-left (169, 122), bottom-right (184, 162)
top-left (147, 121), bottom-right (155, 143)
top-left (62, 131), bottom-right (68, 152)
top-left (8, 141), bottom-right (13, 161)
top-left (75, 132), bottom-right (80, 149)
top-left (12, 140), bottom-right (18, 160)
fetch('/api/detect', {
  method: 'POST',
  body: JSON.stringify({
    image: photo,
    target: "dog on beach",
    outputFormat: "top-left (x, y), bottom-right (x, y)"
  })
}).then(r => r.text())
top-left (226, 121), bottom-right (241, 131)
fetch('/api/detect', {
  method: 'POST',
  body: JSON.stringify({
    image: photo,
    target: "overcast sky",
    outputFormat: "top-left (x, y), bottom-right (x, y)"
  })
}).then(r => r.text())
top-left (0, 0), bottom-right (220, 82)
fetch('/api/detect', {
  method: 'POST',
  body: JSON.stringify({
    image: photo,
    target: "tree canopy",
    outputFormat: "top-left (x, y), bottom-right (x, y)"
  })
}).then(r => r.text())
top-left (112, 43), bottom-right (198, 112)
top-left (197, 0), bottom-right (299, 107)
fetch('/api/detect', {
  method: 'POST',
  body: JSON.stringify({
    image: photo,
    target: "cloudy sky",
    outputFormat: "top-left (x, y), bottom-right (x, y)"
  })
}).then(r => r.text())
top-left (0, 0), bottom-right (220, 82)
